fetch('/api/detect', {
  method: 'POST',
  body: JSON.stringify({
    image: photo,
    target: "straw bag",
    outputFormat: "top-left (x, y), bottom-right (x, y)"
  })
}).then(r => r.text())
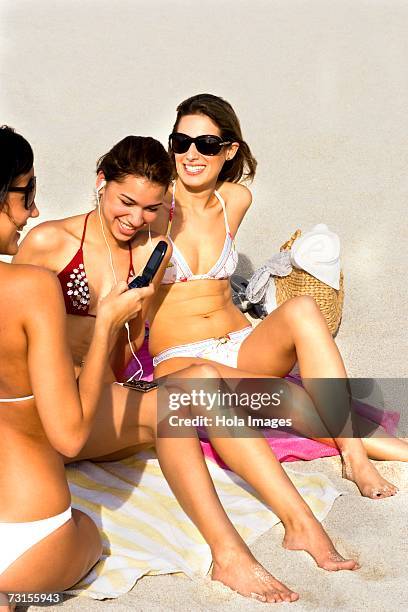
top-left (274, 230), bottom-right (344, 335)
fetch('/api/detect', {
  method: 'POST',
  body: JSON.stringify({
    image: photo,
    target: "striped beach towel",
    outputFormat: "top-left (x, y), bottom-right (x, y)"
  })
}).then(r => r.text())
top-left (66, 450), bottom-right (340, 599)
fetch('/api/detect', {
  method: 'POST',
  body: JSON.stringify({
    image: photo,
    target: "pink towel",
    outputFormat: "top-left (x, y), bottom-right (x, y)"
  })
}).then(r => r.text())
top-left (119, 333), bottom-right (400, 465)
top-left (120, 328), bottom-right (154, 382)
top-left (200, 432), bottom-right (339, 465)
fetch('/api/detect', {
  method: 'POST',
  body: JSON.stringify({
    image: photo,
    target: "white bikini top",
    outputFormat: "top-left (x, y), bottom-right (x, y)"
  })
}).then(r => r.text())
top-left (161, 183), bottom-right (238, 284)
top-left (0, 394), bottom-right (34, 403)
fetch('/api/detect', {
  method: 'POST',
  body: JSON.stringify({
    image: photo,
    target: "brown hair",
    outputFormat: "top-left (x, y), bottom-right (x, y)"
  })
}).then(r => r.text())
top-left (170, 93), bottom-right (257, 183)
top-left (97, 136), bottom-right (173, 187)
top-left (0, 125), bottom-right (34, 211)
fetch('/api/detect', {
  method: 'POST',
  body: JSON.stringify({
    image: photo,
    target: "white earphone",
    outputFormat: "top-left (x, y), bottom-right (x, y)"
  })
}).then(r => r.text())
top-left (96, 180), bottom-right (106, 199)
top-left (95, 176), bottom-right (144, 381)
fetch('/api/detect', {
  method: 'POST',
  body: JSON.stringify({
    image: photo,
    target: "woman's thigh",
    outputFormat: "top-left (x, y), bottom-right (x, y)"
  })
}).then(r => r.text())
top-left (69, 365), bottom-right (228, 462)
top-left (154, 358), bottom-right (320, 430)
top-left (237, 302), bottom-right (307, 376)
top-left (0, 509), bottom-right (101, 593)
top-left (154, 356), bottom-right (275, 379)
top-left (69, 382), bottom-right (157, 462)
top-left (71, 358), bottom-right (297, 463)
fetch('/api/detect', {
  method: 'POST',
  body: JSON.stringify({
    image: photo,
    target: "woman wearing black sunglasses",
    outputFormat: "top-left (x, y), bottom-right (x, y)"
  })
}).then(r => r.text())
top-left (146, 89), bottom-right (408, 528)
top-left (0, 126), bottom-right (152, 609)
top-left (149, 92), bottom-right (407, 463)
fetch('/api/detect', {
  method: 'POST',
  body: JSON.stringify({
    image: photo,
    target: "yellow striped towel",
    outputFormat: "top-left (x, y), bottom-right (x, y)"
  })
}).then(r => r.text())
top-left (66, 450), bottom-right (340, 599)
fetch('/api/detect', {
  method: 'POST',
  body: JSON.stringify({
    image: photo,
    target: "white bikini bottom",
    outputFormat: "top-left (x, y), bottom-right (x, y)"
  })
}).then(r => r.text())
top-left (153, 326), bottom-right (253, 369)
top-left (0, 506), bottom-right (72, 575)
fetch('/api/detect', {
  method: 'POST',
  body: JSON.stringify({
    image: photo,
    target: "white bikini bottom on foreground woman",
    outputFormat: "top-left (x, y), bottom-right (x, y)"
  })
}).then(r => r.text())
top-left (152, 326), bottom-right (253, 368)
top-left (0, 508), bottom-right (72, 575)
top-left (0, 393), bottom-right (72, 576)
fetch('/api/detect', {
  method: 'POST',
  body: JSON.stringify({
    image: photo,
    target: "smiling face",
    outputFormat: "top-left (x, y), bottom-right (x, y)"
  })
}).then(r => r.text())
top-left (0, 168), bottom-right (39, 255)
top-left (97, 173), bottom-right (165, 242)
top-left (173, 114), bottom-right (238, 190)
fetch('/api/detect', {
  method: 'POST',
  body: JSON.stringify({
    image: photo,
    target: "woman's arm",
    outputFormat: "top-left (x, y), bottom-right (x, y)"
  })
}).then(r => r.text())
top-left (22, 266), bottom-right (152, 456)
top-left (221, 182), bottom-right (253, 236)
top-left (110, 234), bottom-right (172, 377)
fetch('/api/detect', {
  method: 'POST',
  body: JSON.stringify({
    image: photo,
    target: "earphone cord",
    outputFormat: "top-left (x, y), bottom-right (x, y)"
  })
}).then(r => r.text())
top-left (97, 190), bottom-right (144, 382)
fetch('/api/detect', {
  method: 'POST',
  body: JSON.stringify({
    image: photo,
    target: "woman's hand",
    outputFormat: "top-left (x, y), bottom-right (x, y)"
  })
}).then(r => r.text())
top-left (96, 281), bottom-right (155, 335)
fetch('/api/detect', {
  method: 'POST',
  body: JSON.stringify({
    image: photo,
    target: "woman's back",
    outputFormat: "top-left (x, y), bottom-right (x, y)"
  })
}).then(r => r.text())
top-left (0, 263), bottom-right (39, 397)
top-left (0, 262), bottom-right (71, 522)
top-left (0, 126), bottom-right (154, 598)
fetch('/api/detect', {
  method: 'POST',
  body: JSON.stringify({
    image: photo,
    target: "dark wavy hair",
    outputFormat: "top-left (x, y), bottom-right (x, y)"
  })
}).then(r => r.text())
top-left (170, 93), bottom-right (257, 184)
top-left (0, 125), bottom-right (34, 211)
top-left (97, 135), bottom-right (173, 188)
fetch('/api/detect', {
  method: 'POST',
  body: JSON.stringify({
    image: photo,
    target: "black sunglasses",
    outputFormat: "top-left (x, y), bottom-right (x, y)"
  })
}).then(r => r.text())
top-left (169, 132), bottom-right (232, 156)
top-left (8, 176), bottom-right (37, 210)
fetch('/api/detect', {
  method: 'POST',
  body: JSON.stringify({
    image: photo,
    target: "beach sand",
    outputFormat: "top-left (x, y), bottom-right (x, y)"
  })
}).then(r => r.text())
top-left (26, 457), bottom-right (408, 612)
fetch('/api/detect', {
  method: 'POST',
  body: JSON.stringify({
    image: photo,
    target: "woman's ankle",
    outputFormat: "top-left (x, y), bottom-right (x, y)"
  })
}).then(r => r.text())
top-left (281, 506), bottom-right (317, 532)
top-left (211, 540), bottom-right (251, 568)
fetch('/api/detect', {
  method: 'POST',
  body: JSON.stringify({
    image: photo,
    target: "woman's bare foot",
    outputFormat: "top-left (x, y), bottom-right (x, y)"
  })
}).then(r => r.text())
top-left (342, 454), bottom-right (398, 498)
top-left (211, 545), bottom-right (299, 603)
top-left (283, 515), bottom-right (360, 571)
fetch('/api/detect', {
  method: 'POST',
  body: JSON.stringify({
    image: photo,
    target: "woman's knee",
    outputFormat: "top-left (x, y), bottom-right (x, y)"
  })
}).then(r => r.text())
top-left (177, 362), bottom-right (220, 379)
top-left (195, 363), bottom-right (220, 379)
top-left (281, 295), bottom-right (322, 323)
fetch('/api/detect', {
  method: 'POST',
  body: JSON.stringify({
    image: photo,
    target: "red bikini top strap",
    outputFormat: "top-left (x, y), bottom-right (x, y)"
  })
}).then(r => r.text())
top-left (80, 211), bottom-right (93, 249)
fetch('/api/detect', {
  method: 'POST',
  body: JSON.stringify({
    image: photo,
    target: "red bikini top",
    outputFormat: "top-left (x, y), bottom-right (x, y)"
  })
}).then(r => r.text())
top-left (57, 211), bottom-right (135, 317)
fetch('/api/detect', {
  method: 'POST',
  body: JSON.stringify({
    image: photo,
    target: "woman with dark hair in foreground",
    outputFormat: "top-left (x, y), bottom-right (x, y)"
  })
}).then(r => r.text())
top-left (0, 125), bottom-right (152, 609)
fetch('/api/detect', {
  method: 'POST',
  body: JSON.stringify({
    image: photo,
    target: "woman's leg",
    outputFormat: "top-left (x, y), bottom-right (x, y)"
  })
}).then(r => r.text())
top-left (159, 367), bottom-right (300, 602)
top-left (68, 367), bottom-right (298, 602)
top-left (237, 296), bottom-right (405, 495)
top-left (69, 381), bottom-right (157, 461)
top-left (303, 414), bottom-right (408, 461)
top-left (0, 509), bottom-right (102, 594)
top-left (155, 358), bottom-right (359, 570)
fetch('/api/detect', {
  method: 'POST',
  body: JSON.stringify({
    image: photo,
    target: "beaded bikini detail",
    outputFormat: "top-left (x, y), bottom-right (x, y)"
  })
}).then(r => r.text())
top-left (63, 260), bottom-right (90, 313)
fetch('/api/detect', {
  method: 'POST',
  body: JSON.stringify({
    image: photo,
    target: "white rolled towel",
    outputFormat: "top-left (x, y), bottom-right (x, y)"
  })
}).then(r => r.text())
top-left (290, 224), bottom-right (341, 290)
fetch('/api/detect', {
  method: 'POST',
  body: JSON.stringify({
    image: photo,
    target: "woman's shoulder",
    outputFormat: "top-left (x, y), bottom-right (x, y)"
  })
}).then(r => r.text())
top-left (218, 182), bottom-right (252, 210)
top-left (14, 213), bottom-right (90, 265)
top-left (4, 262), bottom-right (61, 303)
top-left (20, 219), bottom-right (65, 250)
top-left (26, 214), bottom-right (88, 246)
